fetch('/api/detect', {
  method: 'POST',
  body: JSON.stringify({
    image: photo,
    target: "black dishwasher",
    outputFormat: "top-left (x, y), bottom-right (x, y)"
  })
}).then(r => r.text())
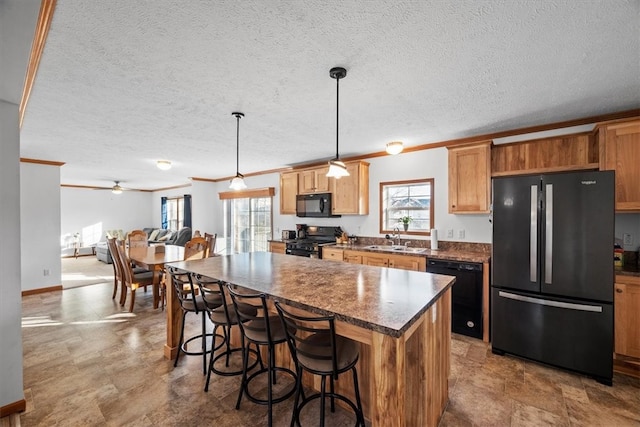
top-left (427, 259), bottom-right (483, 339)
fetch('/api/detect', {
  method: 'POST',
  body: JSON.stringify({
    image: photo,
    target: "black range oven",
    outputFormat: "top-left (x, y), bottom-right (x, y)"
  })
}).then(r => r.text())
top-left (285, 225), bottom-right (342, 259)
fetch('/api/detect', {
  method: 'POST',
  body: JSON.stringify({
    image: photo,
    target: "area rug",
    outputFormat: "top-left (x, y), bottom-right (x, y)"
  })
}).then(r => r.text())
top-left (61, 256), bottom-right (114, 289)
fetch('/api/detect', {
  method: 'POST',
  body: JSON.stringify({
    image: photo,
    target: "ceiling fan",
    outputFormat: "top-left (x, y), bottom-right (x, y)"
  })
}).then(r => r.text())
top-left (93, 180), bottom-right (130, 194)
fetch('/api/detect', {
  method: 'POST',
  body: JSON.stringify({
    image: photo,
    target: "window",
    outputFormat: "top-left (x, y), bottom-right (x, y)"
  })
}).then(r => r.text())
top-left (220, 188), bottom-right (275, 254)
top-left (380, 178), bottom-right (434, 235)
top-left (166, 197), bottom-right (184, 230)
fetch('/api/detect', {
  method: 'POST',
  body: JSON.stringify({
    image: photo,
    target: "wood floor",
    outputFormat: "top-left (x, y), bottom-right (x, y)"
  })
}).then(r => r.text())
top-left (4, 281), bottom-right (640, 426)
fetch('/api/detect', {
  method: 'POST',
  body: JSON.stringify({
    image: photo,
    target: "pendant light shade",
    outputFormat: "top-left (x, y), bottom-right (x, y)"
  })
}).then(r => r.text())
top-left (326, 67), bottom-right (350, 179)
top-left (229, 112), bottom-right (247, 190)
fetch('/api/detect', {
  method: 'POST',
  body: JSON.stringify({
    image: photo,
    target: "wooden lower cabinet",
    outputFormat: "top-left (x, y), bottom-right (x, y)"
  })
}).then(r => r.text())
top-left (615, 275), bottom-right (640, 359)
top-left (322, 247), bottom-right (344, 261)
top-left (334, 249), bottom-right (426, 272)
top-left (268, 241), bottom-right (286, 254)
top-left (344, 252), bottom-right (362, 264)
top-left (389, 254), bottom-right (426, 271)
top-left (362, 253), bottom-right (389, 267)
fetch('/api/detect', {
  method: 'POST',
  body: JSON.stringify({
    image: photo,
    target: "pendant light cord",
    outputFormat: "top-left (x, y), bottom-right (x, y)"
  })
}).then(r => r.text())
top-left (335, 76), bottom-right (340, 160)
top-left (232, 112), bottom-right (244, 178)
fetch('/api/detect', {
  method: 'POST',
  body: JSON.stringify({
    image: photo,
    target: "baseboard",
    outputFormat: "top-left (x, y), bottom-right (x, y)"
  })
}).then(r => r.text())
top-left (22, 285), bottom-right (62, 296)
top-left (0, 398), bottom-right (26, 417)
top-left (614, 354), bottom-right (640, 379)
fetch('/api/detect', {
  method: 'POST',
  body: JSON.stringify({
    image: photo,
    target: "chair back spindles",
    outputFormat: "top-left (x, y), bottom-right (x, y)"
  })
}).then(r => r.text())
top-left (184, 237), bottom-right (208, 260)
top-left (128, 229), bottom-right (148, 248)
top-left (204, 232), bottom-right (217, 257)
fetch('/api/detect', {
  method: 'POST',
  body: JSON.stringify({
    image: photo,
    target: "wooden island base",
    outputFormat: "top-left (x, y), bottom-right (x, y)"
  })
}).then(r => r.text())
top-left (165, 253), bottom-right (453, 426)
top-left (284, 289), bottom-right (452, 426)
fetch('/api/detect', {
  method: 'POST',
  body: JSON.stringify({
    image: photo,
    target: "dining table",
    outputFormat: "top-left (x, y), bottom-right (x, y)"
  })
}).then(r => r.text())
top-left (128, 244), bottom-right (184, 309)
top-left (165, 251), bottom-right (454, 426)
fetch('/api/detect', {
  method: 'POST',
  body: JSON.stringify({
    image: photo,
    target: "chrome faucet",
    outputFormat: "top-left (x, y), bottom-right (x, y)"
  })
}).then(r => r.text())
top-left (392, 227), bottom-right (401, 246)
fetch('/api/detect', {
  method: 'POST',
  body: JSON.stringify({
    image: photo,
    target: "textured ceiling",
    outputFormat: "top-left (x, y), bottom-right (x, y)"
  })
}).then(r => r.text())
top-left (19, 0), bottom-right (640, 190)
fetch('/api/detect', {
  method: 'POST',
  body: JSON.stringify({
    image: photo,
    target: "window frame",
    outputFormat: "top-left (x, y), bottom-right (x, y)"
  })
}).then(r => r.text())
top-left (379, 178), bottom-right (434, 236)
top-left (165, 197), bottom-right (184, 231)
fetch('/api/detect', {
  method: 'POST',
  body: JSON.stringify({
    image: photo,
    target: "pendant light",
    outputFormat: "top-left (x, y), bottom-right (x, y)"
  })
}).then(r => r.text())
top-left (229, 112), bottom-right (247, 190)
top-left (111, 181), bottom-right (123, 194)
top-left (326, 67), bottom-right (350, 179)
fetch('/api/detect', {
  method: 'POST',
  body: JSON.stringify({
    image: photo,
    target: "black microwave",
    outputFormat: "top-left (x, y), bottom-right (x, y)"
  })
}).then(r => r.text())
top-left (296, 193), bottom-right (340, 217)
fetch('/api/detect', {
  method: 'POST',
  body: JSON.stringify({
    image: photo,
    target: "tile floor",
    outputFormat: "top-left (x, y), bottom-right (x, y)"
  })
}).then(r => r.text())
top-left (3, 281), bottom-right (640, 426)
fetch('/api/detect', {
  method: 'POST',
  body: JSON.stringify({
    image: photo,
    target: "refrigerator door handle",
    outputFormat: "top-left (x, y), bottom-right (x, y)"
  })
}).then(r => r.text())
top-left (545, 184), bottom-right (553, 284)
top-left (498, 291), bottom-right (603, 312)
top-left (530, 185), bottom-right (538, 282)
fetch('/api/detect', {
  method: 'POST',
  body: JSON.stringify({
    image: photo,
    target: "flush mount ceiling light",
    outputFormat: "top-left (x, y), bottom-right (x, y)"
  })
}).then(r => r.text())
top-left (386, 141), bottom-right (404, 155)
top-left (111, 181), bottom-right (123, 194)
top-left (229, 112), bottom-right (247, 190)
top-left (326, 66), bottom-right (350, 179)
top-left (156, 160), bottom-right (172, 170)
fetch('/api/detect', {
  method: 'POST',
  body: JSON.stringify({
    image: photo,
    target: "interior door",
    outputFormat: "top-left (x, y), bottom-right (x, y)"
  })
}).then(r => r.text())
top-left (541, 171), bottom-right (614, 302)
top-left (492, 175), bottom-right (541, 293)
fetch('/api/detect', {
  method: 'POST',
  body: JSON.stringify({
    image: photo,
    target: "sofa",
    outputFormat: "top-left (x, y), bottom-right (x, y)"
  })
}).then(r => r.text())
top-left (95, 227), bottom-right (193, 264)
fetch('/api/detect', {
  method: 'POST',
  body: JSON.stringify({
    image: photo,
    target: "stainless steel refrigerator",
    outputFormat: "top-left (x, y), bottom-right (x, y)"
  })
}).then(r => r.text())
top-left (491, 170), bottom-right (614, 385)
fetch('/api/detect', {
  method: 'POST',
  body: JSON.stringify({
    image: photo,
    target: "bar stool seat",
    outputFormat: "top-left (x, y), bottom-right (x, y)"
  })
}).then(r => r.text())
top-left (228, 286), bottom-right (297, 427)
top-left (192, 276), bottom-right (260, 391)
top-left (168, 267), bottom-right (223, 375)
top-left (275, 301), bottom-right (365, 427)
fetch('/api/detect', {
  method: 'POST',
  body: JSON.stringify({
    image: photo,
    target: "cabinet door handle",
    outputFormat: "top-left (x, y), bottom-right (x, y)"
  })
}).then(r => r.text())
top-left (616, 288), bottom-right (623, 293)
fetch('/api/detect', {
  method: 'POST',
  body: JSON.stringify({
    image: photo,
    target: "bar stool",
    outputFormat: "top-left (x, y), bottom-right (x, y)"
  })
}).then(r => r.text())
top-left (168, 266), bottom-right (220, 375)
top-left (227, 286), bottom-right (297, 427)
top-left (192, 276), bottom-right (261, 391)
top-left (275, 301), bottom-right (365, 427)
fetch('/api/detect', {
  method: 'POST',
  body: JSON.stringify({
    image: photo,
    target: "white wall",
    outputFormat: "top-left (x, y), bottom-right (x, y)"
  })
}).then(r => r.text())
top-left (179, 148), bottom-right (492, 245)
top-left (615, 213), bottom-right (640, 251)
top-left (1, 0), bottom-right (41, 410)
top-left (21, 162), bottom-right (62, 291)
top-left (61, 187), bottom-right (154, 241)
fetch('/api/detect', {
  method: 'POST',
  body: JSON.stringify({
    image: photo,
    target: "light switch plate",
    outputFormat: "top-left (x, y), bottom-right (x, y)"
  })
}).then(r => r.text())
top-left (447, 229), bottom-right (454, 238)
top-left (623, 233), bottom-right (632, 245)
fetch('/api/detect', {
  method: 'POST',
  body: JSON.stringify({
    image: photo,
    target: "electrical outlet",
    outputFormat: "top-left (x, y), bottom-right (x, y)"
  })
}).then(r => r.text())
top-left (623, 233), bottom-right (633, 245)
top-left (43, 269), bottom-right (50, 276)
top-left (447, 229), bottom-right (454, 238)
top-left (458, 229), bottom-right (465, 239)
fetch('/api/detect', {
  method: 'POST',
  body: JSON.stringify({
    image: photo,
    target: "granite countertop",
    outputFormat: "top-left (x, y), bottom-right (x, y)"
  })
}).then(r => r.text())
top-left (168, 252), bottom-right (455, 338)
top-left (616, 268), bottom-right (640, 278)
top-left (332, 243), bottom-right (491, 263)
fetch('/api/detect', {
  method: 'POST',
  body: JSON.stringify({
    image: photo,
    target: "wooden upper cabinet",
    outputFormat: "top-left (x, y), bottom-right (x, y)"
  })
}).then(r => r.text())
top-left (280, 171), bottom-right (298, 215)
top-left (331, 161), bottom-right (370, 215)
top-left (614, 275), bottom-right (640, 358)
top-left (599, 119), bottom-right (640, 211)
top-left (448, 142), bottom-right (491, 214)
top-left (298, 167), bottom-right (330, 194)
top-left (491, 133), bottom-right (598, 176)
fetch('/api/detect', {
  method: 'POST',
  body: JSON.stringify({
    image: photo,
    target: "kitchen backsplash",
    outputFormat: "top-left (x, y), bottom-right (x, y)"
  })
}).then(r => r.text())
top-left (352, 236), bottom-right (491, 254)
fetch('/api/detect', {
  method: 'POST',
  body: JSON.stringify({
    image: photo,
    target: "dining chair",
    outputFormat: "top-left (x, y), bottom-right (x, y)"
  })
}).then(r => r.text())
top-left (106, 237), bottom-right (124, 301)
top-left (128, 229), bottom-right (148, 248)
top-left (184, 236), bottom-right (208, 260)
top-left (116, 241), bottom-right (154, 312)
top-left (204, 233), bottom-right (217, 257)
top-left (275, 301), bottom-right (364, 427)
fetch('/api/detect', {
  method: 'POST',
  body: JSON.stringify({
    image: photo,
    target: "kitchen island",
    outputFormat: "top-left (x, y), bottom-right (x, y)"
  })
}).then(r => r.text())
top-left (166, 252), bottom-right (454, 426)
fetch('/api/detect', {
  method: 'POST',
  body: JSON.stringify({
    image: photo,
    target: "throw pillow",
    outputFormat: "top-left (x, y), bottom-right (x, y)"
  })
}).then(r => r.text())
top-left (149, 229), bottom-right (160, 241)
top-left (158, 233), bottom-right (172, 241)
